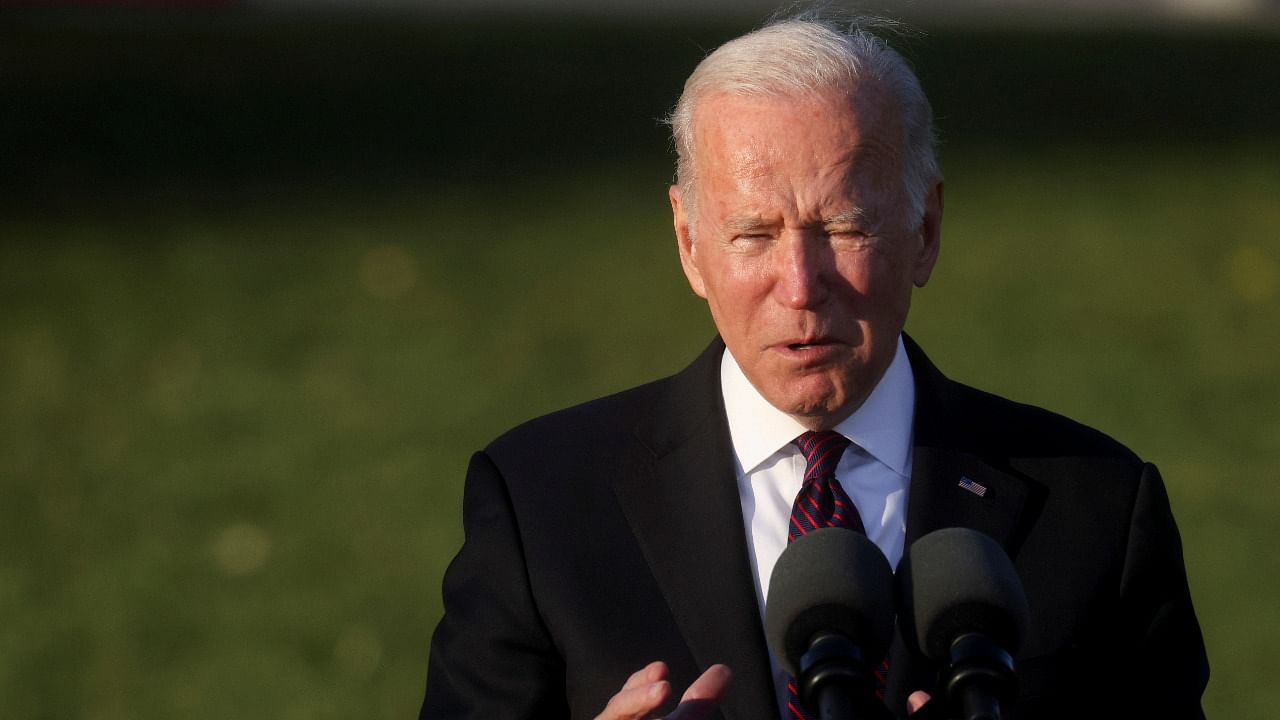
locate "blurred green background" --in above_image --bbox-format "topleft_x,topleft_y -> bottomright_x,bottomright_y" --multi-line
2,5 -> 1278,719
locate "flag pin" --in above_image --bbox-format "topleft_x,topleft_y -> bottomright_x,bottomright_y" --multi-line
958,476 -> 988,497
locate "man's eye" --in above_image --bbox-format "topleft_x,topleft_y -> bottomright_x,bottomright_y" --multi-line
829,230 -> 870,244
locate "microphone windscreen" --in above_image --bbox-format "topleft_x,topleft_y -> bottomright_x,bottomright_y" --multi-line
898,527 -> 1030,661
764,528 -> 895,677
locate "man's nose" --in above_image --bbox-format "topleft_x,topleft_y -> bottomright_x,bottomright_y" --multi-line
773,235 -> 830,309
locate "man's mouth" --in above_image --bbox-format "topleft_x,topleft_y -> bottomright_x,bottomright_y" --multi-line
784,338 -> 836,352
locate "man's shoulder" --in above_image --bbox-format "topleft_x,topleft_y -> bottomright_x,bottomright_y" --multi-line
945,379 -> 1142,465
907,336 -> 1143,469
488,374 -> 674,456
484,339 -> 726,469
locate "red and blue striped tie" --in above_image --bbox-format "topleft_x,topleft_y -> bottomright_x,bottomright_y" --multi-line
784,431 -> 887,719
789,431 -> 862,540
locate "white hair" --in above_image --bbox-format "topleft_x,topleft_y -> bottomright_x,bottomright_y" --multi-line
666,12 -> 940,228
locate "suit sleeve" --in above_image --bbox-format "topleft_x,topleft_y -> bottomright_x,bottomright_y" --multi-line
1117,462 -> 1210,717
420,451 -> 568,719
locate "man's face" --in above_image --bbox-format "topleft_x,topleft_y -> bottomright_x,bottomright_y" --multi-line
670,84 -> 942,429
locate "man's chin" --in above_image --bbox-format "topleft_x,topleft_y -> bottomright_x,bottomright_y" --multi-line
764,375 -> 874,428
768,392 -> 850,429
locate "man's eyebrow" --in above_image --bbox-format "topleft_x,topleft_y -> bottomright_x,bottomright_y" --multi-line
723,215 -> 774,233
822,208 -> 872,226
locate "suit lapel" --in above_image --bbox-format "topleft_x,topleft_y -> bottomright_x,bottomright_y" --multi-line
887,336 -> 1038,710
905,446 -> 1030,551
901,336 -> 1034,553
612,339 -> 778,720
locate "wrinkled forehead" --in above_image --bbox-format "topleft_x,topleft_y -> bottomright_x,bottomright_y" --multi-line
690,82 -> 906,184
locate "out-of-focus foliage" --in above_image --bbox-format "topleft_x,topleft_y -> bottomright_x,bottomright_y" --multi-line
1,12 -> 1276,720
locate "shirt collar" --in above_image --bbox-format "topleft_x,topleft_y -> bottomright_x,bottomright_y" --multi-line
720,336 -> 915,478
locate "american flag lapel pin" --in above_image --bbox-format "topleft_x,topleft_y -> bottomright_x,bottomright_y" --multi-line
958,476 -> 988,497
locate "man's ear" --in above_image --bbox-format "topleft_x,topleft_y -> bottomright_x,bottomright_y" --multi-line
670,184 -> 707,299
912,180 -> 943,288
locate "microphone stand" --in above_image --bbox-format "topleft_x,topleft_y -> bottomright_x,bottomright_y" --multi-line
797,634 -> 893,720
941,634 -> 1017,720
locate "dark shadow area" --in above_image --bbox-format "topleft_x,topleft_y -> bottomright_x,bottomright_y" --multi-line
2,9 -> 1278,212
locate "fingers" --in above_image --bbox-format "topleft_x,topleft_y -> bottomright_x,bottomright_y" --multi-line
595,662 -> 731,720
907,690 -> 932,715
667,665 -> 732,720
594,662 -> 672,720
622,661 -> 669,691
679,664 -> 731,702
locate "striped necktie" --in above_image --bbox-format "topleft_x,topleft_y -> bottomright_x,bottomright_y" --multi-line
789,431 -> 862,539
784,431 -> 887,719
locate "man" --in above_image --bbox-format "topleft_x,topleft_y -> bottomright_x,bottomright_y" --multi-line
421,14 -> 1208,720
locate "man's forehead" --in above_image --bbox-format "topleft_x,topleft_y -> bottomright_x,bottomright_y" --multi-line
693,89 -> 900,168
703,134 -> 900,197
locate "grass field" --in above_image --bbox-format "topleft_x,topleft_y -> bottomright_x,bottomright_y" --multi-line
3,139 -> 1278,718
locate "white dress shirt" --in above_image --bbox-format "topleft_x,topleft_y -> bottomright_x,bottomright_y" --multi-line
719,336 -> 915,716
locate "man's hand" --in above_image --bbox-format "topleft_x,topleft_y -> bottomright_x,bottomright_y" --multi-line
594,661 -> 732,720
907,691 -> 932,714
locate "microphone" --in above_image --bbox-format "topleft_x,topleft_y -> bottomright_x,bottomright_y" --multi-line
765,527 -> 895,720
897,527 -> 1030,720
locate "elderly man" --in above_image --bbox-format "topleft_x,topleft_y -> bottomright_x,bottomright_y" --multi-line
420,15 -> 1208,720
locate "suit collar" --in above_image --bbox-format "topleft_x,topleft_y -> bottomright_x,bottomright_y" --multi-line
612,338 -> 779,720
902,334 -> 1032,552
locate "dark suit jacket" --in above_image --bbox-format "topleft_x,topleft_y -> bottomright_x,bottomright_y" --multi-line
421,337 -> 1208,720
